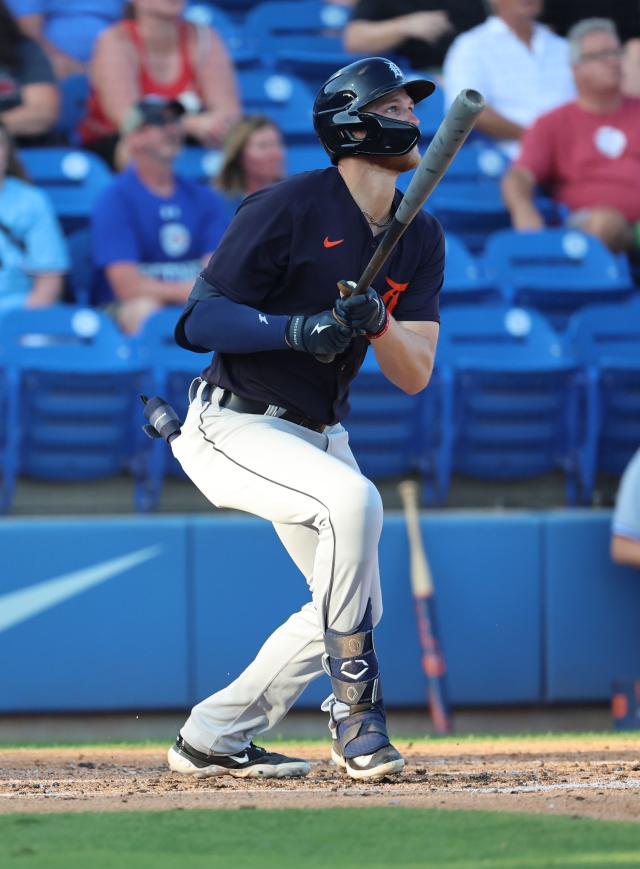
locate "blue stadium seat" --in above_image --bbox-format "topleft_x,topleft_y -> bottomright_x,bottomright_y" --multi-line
53,74 -> 89,146
19,148 -> 113,233
0,306 -> 148,512
244,1 -> 360,89
441,233 -> 499,305
285,142 -> 328,174
412,82 -> 445,142
435,304 -> 583,503
564,296 -> 640,503
132,307 -> 203,511
483,228 -> 633,331
183,3 -> 257,65
0,361 -> 19,513
64,228 -> 94,306
174,145 -> 223,185
185,0 -> 263,17
345,351 -> 445,498
238,69 -> 316,142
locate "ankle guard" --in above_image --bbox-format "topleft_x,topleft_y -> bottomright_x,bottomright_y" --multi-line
323,601 -> 390,758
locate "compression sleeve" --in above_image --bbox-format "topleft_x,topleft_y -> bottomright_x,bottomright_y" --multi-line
182,294 -> 290,353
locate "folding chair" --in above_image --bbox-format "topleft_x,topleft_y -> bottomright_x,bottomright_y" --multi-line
238,69 -> 316,142
441,233 -> 499,306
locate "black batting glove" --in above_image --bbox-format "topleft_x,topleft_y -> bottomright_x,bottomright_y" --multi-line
286,310 -> 352,357
334,286 -> 389,338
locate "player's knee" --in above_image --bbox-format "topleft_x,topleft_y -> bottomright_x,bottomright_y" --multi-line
331,475 -> 383,539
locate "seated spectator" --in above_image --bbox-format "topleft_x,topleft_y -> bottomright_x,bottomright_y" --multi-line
442,0 -> 575,157
0,121 -> 68,310
343,1 -> 486,71
501,19 -> 640,254
215,115 -> 285,217
611,447 -> 640,568
78,0 -> 241,169
0,0 -> 59,144
91,95 -> 229,334
7,0 -> 127,79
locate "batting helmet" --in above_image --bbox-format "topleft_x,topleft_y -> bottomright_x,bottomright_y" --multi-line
313,57 -> 435,164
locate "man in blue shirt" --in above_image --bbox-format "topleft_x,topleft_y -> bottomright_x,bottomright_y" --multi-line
166,58 -> 444,782
91,95 -> 229,334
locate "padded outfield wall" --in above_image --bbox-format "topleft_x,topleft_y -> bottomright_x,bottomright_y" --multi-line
0,511 -> 639,713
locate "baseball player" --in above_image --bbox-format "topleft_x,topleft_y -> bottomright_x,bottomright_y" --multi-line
166,57 -> 444,781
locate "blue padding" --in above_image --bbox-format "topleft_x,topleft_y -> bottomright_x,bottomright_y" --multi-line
0,518 -> 190,712
376,514 -> 542,705
543,512 -> 640,701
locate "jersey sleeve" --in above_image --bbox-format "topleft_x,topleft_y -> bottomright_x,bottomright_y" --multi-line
200,186 -> 292,306
91,184 -> 141,268
515,111 -> 558,185
391,218 -> 444,322
612,449 -> 640,541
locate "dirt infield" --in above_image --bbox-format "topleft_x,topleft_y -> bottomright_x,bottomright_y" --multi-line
2,737 -> 640,821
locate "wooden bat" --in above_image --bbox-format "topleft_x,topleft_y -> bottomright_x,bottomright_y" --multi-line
319,88 -> 485,362
398,479 -> 452,734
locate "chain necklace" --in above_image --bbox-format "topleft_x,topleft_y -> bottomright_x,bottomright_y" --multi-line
362,209 -> 393,229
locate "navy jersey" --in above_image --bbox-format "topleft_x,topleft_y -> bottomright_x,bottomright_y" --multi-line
183,167 -> 444,425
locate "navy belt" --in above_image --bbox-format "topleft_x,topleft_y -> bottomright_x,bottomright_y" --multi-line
197,381 -> 326,433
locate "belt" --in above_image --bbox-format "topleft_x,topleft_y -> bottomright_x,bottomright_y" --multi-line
195,380 -> 326,433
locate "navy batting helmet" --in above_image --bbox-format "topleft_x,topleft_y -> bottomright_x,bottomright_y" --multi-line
313,57 -> 435,164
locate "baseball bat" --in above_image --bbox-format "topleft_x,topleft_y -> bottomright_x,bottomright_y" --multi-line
398,479 -> 452,735
319,88 -> 485,362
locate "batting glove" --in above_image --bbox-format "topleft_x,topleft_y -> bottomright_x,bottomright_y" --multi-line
286,309 -> 352,357
334,285 -> 389,339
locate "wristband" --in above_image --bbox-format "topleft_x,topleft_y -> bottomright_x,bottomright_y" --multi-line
368,309 -> 390,340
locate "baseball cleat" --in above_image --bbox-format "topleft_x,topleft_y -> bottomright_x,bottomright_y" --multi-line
331,740 -> 405,781
167,735 -> 310,779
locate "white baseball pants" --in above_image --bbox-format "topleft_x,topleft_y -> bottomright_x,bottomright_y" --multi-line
170,382 -> 384,755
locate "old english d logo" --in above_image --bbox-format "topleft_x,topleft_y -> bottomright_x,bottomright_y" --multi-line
383,276 -> 409,314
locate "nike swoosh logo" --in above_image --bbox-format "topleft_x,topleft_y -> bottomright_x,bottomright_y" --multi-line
311,323 -> 332,335
323,237 -> 344,248
230,753 -> 249,764
0,545 -> 163,635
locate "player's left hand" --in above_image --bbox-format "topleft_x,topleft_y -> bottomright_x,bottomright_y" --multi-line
334,285 -> 389,338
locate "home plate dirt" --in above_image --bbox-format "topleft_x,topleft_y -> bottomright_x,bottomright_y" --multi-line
2,738 -> 640,821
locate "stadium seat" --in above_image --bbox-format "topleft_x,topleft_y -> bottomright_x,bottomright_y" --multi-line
185,0 -> 263,16
64,228 -> 94,306
441,233 -> 499,306
174,145 -> 223,185
413,82 -> 445,142
19,148 -> 113,233
237,69 -> 316,142
345,350 -> 445,499
435,304 -> 583,504
285,142 -> 328,174
0,306 -> 148,512
0,361 -> 19,513
564,296 -> 640,503
244,1 -> 360,89
183,3 -> 257,66
132,307 -> 203,511
53,74 -> 89,146
483,228 -> 633,331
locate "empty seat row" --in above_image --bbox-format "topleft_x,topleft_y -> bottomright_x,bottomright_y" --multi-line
0,298 -> 638,513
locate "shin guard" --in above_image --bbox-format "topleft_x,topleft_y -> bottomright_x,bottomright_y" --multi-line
323,600 -> 390,758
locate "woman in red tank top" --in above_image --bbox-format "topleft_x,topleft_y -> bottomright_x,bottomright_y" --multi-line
79,0 -> 240,167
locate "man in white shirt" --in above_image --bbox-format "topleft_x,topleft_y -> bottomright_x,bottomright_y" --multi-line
612,448 -> 640,569
443,0 -> 575,157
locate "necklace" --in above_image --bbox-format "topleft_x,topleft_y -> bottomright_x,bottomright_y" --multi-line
362,209 -> 393,229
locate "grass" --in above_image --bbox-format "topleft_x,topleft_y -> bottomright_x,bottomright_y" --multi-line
1,731 -> 639,750
1,808 -> 640,869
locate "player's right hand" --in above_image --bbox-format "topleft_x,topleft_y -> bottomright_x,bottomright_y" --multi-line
286,310 -> 352,358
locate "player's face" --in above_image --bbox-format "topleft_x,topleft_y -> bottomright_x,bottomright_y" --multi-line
241,124 -> 285,187
362,87 -> 421,171
574,30 -> 623,94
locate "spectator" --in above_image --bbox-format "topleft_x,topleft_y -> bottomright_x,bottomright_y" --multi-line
611,447 -> 640,568
215,115 -> 285,216
343,1 -> 486,71
442,0 -> 575,157
0,121 -> 68,310
91,95 -> 229,334
7,1 -> 127,79
78,0 -> 241,169
501,19 -> 640,254
0,0 -> 59,143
